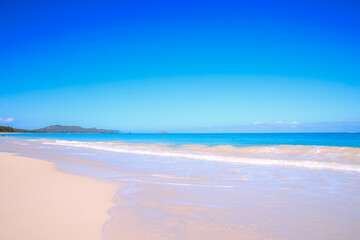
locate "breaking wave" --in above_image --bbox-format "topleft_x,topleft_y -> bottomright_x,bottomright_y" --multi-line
42,139 -> 360,173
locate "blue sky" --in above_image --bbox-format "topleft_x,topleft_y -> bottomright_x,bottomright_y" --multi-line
1,0 -> 359,132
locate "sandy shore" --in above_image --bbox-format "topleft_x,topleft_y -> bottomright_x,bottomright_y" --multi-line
1,137 -> 360,240
0,152 -> 117,240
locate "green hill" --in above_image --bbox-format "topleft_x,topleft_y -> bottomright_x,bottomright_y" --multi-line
34,125 -> 118,133
0,126 -> 31,133
0,125 -> 120,133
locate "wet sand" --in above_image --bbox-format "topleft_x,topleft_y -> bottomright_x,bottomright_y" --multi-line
0,152 -> 117,240
1,137 -> 360,240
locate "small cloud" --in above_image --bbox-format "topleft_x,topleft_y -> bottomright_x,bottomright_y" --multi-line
253,121 -> 263,125
290,121 -> 299,125
0,117 -> 14,123
276,121 -> 283,124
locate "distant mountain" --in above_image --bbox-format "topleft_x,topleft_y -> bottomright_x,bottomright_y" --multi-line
0,125 -> 121,133
34,125 -> 118,133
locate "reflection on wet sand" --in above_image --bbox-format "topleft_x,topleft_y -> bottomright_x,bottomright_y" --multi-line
1,137 -> 360,240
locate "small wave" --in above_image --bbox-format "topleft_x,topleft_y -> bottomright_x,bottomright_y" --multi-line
42,140 -> 360,174
122,179 -> 234,188
151,174 -> 207,180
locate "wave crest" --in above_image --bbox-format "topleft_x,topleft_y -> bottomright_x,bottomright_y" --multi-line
42,140 -> 360,173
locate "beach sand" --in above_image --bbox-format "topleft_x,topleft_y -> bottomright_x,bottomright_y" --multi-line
0,152 -> 117,240
1,138 -> 360,240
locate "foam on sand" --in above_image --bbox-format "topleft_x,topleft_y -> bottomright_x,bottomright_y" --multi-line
42,139 -> 360,173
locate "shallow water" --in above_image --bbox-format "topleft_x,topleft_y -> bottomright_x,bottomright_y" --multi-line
39,138 -> 360,173
4,132 -> 360,147
1,136 -> 360,239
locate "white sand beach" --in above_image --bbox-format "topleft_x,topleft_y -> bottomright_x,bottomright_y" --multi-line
0,152 -> 117,240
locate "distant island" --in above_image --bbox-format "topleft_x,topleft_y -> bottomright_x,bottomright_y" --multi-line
0,125 -> 121,134
157,131 -> 168,134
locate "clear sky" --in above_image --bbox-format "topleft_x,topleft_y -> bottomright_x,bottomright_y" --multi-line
1,0 -> 359,132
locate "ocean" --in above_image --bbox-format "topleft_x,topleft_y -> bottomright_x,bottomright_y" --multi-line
4,132 -> 360,147
4,133 -> 360,173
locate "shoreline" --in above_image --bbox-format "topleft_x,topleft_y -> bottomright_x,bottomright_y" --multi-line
0,151 -> 117,240
1,137 -> 360,239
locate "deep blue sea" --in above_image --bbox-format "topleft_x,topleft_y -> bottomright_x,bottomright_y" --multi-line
3,133 -> 360,147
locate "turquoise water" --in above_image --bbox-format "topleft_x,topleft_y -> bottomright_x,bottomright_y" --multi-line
4,133 -> 360,147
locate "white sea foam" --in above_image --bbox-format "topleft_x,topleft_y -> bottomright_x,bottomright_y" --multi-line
42,139 -> 360,174
151,174 -> 183,179
122,179 -> 234,188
